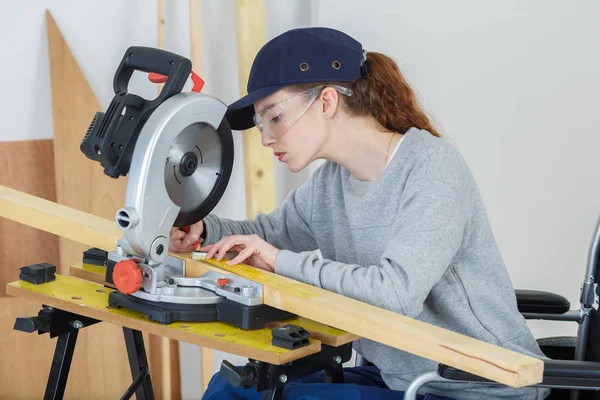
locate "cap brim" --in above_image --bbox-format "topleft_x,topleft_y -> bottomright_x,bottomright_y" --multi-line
225,84 -> 288,131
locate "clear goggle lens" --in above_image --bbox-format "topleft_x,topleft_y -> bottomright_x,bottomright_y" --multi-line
253,85 -> 352,139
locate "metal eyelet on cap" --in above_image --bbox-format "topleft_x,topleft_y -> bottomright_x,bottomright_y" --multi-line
300,62 -> 309,71
332,60 -> 341,69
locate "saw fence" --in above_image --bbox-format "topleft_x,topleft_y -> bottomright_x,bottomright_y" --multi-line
0,184 -> 545,388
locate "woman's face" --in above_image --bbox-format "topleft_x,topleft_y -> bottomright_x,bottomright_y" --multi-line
253,87 -> 330,172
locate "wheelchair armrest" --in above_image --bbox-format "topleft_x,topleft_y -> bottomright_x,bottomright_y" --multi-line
515,289 -> 570,314
439,360 -> 600,388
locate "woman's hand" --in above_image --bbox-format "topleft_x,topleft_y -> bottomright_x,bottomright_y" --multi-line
169,220 -> 204,253
201,234 -> 279,272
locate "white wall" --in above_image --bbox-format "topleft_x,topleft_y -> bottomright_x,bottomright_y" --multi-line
316,0 -> 600,338
2,0 -> 600,398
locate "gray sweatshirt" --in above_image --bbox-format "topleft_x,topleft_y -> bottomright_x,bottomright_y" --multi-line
203,128 -> 550,399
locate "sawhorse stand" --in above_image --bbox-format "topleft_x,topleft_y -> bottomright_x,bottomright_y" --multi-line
14,305 -> 353,400
14,305 -> 154,400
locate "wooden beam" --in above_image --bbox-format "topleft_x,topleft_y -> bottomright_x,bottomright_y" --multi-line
153,3 -> 181,398
184,258 -> 544,388
157,0 -> 166,50
0,184 -> 121,253
189,0 -> 203,76
234,0 -> 275,217
188,0 -> 213,391
156,0 -> 166,94
0,185 -> 545,387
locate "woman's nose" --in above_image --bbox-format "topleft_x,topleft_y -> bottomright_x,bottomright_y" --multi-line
260,132 -> 275,147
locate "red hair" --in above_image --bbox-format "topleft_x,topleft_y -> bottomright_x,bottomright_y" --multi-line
289,51 -> 440,137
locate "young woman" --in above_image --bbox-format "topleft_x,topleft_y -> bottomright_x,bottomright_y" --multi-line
170,27 -> 549,400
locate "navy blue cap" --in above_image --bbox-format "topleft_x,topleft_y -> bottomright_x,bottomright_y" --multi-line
226,27 -> 365,131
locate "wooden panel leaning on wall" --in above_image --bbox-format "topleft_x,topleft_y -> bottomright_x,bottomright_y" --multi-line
0,140 -> 132,399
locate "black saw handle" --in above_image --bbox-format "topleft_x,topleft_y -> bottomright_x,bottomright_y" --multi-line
80,46 -> 193,179
113,46 -> 191,102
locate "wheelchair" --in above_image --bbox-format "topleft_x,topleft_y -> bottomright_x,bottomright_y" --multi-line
357,216 -> 600,400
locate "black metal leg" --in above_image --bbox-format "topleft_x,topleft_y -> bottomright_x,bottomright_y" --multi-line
324,362 -> 344,384
44,329 -> 79,400
123,327 -> 154,400
261,384 -> 285,400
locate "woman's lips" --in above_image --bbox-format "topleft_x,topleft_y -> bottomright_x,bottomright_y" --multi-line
274,152 -> 286,161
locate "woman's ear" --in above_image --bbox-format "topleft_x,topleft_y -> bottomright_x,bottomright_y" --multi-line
320,87 -> 340,118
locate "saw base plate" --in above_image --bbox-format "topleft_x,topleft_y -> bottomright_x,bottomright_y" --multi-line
108,291 -> 296,328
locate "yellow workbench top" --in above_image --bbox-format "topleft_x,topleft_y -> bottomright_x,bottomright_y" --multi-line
6,274 -> 322,365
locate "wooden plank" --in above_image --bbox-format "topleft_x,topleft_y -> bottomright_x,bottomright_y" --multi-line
0,186 -> 544,387
0,184 -> 122,251
189,0 -> 203,76
154,3 -> 182,397
6,275 -> 321,365
184,257 -> 544,388
69,262 -> 358,347
156,0 -> 166,94
188,1 -> 213,390
234,0 -> 275,217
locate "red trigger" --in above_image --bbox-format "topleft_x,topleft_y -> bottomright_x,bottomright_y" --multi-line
147,71 -> 204,93
191,71 -> 204,92
148,72 -> 168,83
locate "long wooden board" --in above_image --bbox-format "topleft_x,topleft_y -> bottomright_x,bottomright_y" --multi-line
0,184 -> 544,387
153,2 -> 182,396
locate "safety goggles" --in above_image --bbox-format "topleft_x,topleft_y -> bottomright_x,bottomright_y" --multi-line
252,85 -> 353,140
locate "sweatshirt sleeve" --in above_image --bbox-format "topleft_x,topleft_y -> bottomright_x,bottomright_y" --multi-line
274,178 -> 469,318
202,174 -> 318,253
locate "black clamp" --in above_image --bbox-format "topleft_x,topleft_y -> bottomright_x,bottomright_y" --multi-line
14,305 -> 100,338
19,262 -> 56,284
83,247 -> 108,267
271,324 -> 310,350
219,342 -> 353,400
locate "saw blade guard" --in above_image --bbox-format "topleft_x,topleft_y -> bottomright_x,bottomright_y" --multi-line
116,92 -> 234,263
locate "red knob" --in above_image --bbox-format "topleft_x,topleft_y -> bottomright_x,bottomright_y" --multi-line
113,259 -> 142,294
217,278 -> 229,287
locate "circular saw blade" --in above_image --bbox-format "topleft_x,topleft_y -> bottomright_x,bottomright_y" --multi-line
165,119 -> 233,227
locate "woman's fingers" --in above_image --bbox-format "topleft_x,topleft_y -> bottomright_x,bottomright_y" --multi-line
226,247 -> 254,266
216,236 -> 247,260
201,236 -> 251,260
183,223 -> 203,248
171,229 -> 186,240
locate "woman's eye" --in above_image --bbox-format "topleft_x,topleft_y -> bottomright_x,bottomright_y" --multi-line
269,114 -> 281,124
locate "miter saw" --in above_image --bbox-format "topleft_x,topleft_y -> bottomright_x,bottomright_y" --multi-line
79,46 -> 294,328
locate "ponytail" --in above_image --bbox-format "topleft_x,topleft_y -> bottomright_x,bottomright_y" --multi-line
288,52 -> 440,137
